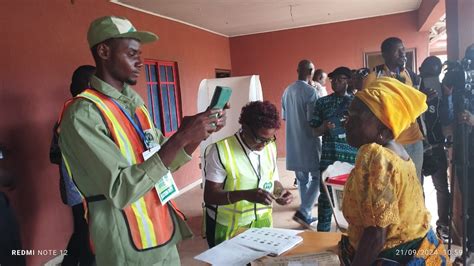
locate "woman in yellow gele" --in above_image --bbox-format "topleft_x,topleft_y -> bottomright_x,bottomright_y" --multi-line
340,77 -> 450,265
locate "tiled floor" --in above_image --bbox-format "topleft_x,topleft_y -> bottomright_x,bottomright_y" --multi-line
174,158 -> 446,265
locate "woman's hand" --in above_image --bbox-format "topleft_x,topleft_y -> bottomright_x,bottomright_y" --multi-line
244,188 -> 275,205
275,190 -> 293,205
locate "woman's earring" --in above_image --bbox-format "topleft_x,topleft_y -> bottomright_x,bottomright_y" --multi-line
378,134 -> 385,143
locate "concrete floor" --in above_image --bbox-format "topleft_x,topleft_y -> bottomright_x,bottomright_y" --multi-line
174,158 -> 444,265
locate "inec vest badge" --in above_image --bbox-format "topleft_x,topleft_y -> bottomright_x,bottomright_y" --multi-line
262,181 -> 273,192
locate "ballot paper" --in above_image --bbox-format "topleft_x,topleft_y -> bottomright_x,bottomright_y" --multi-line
267,228 -> 303,236
232,228 -> 303,256
194,240 -> 269,266
194,228 -> 303,265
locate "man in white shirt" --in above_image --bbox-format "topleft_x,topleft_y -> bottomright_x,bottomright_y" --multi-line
282,60 -> 321,229
312,69 -> 328,98
203,101 -> 293,247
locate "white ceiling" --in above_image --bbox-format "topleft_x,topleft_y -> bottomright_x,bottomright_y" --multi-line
112,0 -> 422,37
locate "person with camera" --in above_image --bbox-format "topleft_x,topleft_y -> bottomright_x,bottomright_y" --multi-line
418,56 -> 451,243
310,66 -> 358,232
441,43 -> 474,263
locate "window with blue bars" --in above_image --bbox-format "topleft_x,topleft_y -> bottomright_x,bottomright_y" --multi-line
144,60 -> 182,136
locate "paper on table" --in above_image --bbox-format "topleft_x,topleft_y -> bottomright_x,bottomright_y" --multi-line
194,240 -> 269,266
268,228 -> 304,236
232,228 -> 303,256
253,251 -> 340,266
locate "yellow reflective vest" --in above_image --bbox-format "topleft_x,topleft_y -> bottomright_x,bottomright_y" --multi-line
214,134 -> 277,227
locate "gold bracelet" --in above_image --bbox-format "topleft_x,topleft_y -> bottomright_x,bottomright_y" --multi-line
226,191 -> 232,204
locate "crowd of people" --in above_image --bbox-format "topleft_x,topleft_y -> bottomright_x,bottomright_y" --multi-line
2,14 -> 473,266
282,40 -> 474,264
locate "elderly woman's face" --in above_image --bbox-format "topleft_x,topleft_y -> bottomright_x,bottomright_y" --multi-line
344,98 -> 381,148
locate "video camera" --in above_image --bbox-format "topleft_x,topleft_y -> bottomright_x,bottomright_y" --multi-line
442,44 -> 474,265
443,46 -> 474,100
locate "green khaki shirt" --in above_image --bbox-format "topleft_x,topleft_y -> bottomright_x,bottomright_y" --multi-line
59,76 -> 192,265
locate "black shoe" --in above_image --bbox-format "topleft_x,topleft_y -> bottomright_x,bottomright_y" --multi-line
292,211 -> 317,230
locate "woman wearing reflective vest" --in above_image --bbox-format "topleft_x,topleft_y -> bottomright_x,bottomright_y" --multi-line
203,101 -> 293,247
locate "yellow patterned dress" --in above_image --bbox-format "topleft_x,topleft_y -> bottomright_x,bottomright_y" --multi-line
340,143 -> 450,265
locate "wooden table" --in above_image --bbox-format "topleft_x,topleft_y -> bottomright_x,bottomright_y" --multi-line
283,231 -> 342,256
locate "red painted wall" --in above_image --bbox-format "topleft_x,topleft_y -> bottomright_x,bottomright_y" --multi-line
229,11 -> 429,156
1,1 -> 230,265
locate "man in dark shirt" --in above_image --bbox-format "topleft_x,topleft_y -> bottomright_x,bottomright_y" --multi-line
419,56 -> 450,242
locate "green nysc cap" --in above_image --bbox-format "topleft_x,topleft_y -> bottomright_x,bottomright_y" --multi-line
87,16 -> 158,48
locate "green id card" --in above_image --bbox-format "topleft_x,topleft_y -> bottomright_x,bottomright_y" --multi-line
155,172 -> 179,205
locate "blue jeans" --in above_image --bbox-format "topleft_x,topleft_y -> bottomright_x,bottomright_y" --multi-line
295,171 -> 320,219
404,140 -> 424,183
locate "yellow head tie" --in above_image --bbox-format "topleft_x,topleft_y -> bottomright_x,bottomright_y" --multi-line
355,77 -> 427,139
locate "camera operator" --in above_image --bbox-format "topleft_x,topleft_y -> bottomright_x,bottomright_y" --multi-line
441,43 -> 474,263
419,56 -> 450,243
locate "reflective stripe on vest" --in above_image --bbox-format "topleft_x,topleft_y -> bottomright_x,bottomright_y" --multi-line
66,89 -> 177,250
215,134 -> 276,230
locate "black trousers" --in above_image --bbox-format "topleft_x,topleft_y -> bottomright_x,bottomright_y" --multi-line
61,204 -> 95,266
423,146 -> 450,226
0,192 -> 25,266
205,211 -> 217,248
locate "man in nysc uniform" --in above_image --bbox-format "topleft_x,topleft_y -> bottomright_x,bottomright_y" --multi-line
59,16 -> 226,265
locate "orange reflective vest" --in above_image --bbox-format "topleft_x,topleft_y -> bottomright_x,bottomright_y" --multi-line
62,89 -> 184,251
